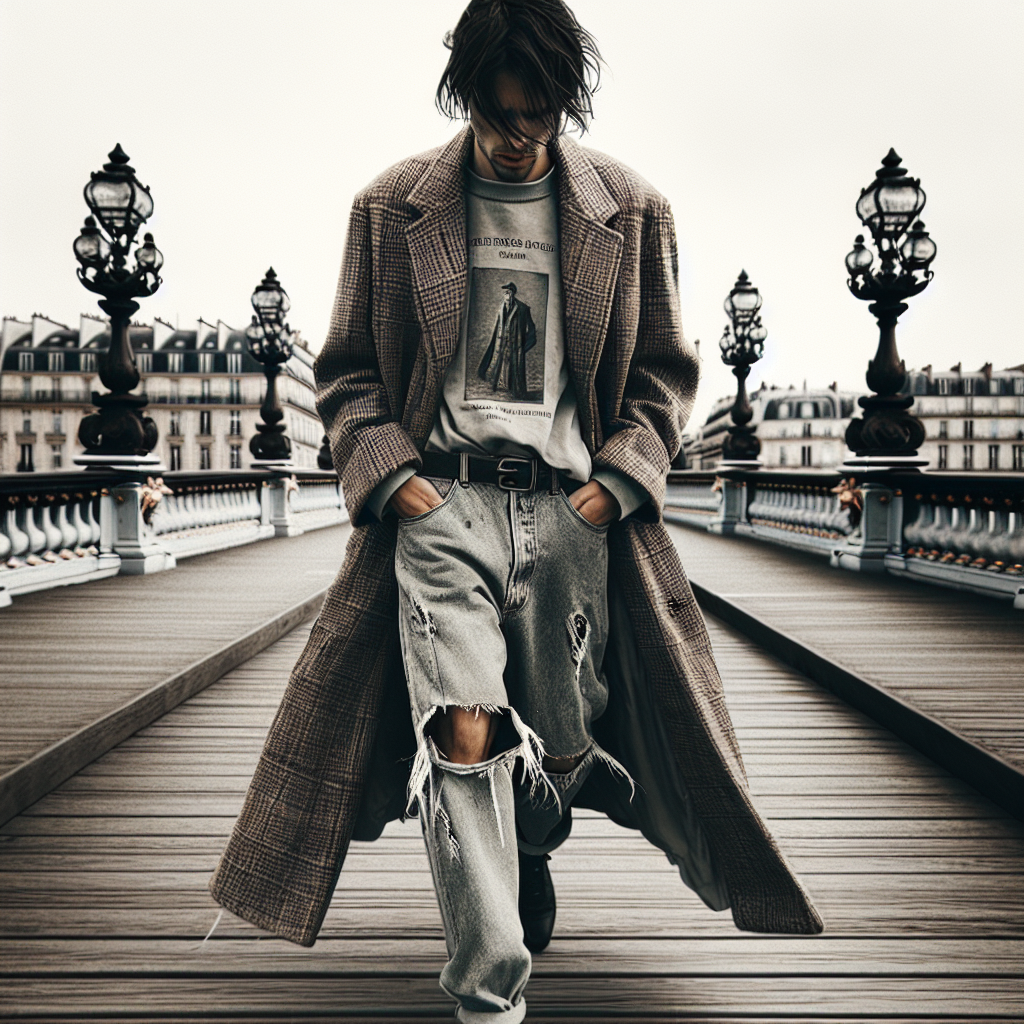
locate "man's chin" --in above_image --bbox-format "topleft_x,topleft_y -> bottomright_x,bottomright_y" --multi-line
489,155 -> 537,183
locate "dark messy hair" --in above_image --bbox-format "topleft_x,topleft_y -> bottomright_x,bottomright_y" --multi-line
436,0 -> 602,143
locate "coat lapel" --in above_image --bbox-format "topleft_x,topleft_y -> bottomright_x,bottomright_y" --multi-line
405,128 -> 474,376
553,135 -> 624,450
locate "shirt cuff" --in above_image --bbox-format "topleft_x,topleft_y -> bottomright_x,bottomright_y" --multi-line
364,466 -> 417,522
591,467 -> 648,520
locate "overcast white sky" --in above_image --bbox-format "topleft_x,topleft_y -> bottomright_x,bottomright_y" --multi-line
1,0 -> 1021,428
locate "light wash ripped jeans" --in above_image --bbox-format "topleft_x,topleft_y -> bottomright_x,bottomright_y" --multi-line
395,478 -> 628,1023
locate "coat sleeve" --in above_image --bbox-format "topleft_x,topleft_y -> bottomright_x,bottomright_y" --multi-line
314,198 -> 422,525
591,201 -> 698,518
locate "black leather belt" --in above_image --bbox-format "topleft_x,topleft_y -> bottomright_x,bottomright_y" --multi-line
420,451 -> 582,496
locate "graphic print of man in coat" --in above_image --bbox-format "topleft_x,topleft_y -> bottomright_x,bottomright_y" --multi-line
477,281 -> 537,400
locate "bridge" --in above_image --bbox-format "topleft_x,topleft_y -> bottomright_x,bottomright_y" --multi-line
0,465 -> 1021,1021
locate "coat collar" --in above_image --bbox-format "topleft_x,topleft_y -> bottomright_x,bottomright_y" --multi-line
406,125 -> 620,226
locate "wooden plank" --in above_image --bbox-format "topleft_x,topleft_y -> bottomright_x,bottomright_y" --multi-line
1,937 -> 1021,975
0,976 -> 1020,1017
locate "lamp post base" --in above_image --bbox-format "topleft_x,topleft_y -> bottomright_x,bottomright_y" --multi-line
841,454 -> 928,471
74,453 -> 165,472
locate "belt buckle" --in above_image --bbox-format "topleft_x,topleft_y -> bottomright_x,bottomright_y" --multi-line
496,456 -> 537,492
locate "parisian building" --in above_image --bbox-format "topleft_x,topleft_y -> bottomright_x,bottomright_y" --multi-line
0,314 -> 323,474
904,363 -> 1024,473
685,383 -> 861,471
684,364 -> 1024,473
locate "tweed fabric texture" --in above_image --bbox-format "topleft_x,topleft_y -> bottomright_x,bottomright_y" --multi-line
209,127 -> 822,942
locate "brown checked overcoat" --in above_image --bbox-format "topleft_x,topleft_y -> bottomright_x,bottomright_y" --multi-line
210,127 -> 823,944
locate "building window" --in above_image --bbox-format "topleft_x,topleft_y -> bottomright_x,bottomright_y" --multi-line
1013,445 -> 1024,471
938,420 -> 948,439
988,444 -> 1000,470
51,444 -> 63,469
229,378 -> 241,403
169,413 -> 181,436
802,422 -> 812,438
52,411 -> 63,434
18,443 -> 34,472
18,351 -> 33,372
168,353 -> 183,373
170,445 -> 182,471
48,351 -> 64,372
938,444 -> 948,470
779,446 -> 788,466
963,420 -> 974,439
201,378 -> 211,401
199,352 -> 213,373
80,352 -> 96,372
21,411 -> 32,434
938,377 -> 950,395
52,377 -> 62,400
137,352 -> 152,373
963,444 -> 974,470
200,446 -> 211,470
227,352 -> 242,374
199,410 -> 212,435
963,377 -> 975,395
21,377 -> 31,399
1014,378 -> 1024,396
800,445 -> 812,467
230,444 -> 242,469
229,410 -> 241,435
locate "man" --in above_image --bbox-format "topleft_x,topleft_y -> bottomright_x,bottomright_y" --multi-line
478,281 -> 537,399
210,3 -> 822,1022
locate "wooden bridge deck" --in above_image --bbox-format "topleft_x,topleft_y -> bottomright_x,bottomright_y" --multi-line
667,523 -> 1024,772
2,609 -> 1021,1021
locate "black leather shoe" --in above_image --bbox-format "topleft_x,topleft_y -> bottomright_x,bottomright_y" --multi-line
518,850 -> 555,952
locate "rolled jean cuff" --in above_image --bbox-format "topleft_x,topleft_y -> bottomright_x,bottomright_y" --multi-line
457,1002 -> 527,1024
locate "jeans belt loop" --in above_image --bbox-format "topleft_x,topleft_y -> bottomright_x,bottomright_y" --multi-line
459,452 -> 471,488
548,466 -> 559,496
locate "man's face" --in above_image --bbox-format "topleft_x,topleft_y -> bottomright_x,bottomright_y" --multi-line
470,72 -> 556,183
503,288 -> 514,307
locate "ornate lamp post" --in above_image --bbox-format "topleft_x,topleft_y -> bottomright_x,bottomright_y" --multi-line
718,270 -> 767,466
73,145 -> 163,466
245,268 -> 295,466
844,148 -> 937,465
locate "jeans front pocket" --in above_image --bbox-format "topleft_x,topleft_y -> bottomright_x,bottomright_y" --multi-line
558,488 -> 611,534
397,476 -> 461,527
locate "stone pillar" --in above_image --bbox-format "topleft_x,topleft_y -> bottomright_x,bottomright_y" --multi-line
111,482 -> 176,576
708,477 -> 746,535
267,475 -> 304,538
830,481 -> 896,573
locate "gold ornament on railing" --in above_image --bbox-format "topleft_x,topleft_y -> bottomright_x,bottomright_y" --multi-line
140,476 -> 174,525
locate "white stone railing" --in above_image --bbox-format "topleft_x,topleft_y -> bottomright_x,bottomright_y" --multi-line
0,477 -> 120,606
665,468 -> 1024,608
886,478 -> 1024,605
742,479 -> 853,554
663,473 -> 721,528
0,469 -> 348,608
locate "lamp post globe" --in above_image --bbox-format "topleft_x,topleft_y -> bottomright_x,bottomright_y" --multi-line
72,145 -> 163,467
844,149 -> 936,466
719,270 -> 767,466
246,267 -> 295,466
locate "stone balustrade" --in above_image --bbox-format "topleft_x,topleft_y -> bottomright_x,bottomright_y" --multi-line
665,468 -> 1024,608
0,468 -> 347,608
662,472 -> 720,528
885,472 -> 1024,606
